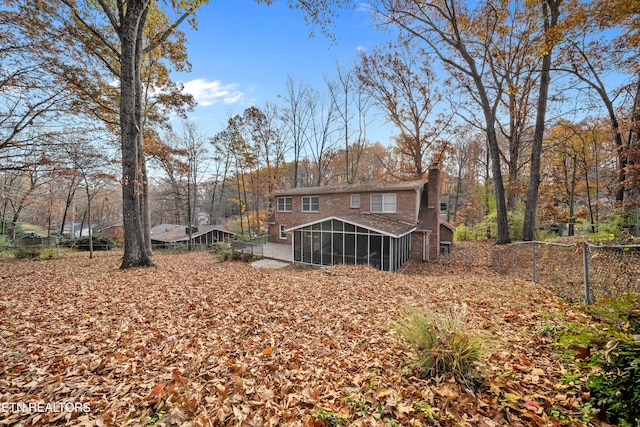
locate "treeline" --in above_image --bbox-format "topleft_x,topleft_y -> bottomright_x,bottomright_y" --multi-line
1,0 -> 639,254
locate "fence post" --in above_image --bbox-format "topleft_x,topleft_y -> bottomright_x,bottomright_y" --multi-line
532,242 -> 537,283
582,242 -> 592,304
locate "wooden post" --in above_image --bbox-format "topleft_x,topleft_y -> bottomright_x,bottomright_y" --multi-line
532,242 -> 537,283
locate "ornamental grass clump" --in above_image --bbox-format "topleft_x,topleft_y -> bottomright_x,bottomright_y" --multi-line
394,304 -> 483,384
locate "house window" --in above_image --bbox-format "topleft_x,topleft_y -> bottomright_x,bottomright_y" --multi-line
371,193 -> 396,213
350,194 -> 360,208
302,196 -> 319,212
277,197 -> 292,212
279,224 -> 287,239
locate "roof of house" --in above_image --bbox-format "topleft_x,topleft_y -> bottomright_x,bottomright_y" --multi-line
440,221 -> 457,232
286,214 -> 416,238
96,223 -> 123,232
274,179 -> 427,196
150,224 -> 233,243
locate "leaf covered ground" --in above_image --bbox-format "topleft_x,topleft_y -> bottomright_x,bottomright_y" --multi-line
0,251 -> 608,426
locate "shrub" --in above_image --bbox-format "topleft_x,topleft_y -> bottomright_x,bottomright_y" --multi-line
393,305 -> 483,385
0,234 -> 11,250
454,208 -> 524,241
552,293 -> 640,425
454,224 -> 477,241
14,246 -> 42,259
588,339 -> 640,426
213,242 -> 231,261
40,247 -> 60,259
72,235 -> 113,250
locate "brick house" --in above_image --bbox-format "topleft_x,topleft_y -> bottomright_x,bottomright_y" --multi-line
268,166 -> 454,271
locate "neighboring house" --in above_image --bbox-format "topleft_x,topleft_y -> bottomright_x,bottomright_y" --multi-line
96,223 -> 124,244
269,165 -> 454,272
150,224 -> 234,249
62,222 -> 92,239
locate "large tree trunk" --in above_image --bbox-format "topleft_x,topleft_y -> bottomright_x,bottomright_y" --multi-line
523,0 -> 560,241
120,1 -> 153,269
487,123 -> 510,243
624,76 -> 640,204
507,91 -> 519,212
135,7 -> 153,257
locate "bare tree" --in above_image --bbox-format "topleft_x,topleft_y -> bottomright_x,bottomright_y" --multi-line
280,76 -> 313,188
304,84 -> 341,186
326,61 -> 372,184
180,121 -> 210,248
356,41 -> 452,179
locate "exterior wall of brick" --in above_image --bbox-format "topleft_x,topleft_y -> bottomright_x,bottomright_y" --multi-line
268,168 -> 450,265
270,189 -> 420,245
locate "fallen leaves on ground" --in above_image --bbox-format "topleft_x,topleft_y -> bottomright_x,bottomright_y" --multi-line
0,251 -> 607,426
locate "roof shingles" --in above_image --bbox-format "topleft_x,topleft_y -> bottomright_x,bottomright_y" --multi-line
287,214 -> 416,238
150,224 -> 232,243
274,179 -> 427,196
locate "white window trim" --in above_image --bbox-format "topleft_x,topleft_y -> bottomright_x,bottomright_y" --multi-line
277,197 -> 292,212
279,224 -> 287,239
301,195 -> 319,212
371,193 -> 396,213
350,194 -> 360,209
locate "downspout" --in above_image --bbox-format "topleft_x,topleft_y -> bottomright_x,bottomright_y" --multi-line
414,186 -> 422,224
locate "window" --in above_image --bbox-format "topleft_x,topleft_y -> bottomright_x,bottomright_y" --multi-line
302,196 -> 319,212
371,193 -> 396,213
350,194 -> 360,208
279,224 -> 287,239
277,197 -> 292,212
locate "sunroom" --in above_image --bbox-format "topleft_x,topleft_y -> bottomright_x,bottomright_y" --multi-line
287,215 -> 416,272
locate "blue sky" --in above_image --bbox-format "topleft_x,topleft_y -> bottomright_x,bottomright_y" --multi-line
171,0 -> 397,143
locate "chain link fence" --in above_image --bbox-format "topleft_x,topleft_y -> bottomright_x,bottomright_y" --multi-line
231,234 -> 267,257
584,243 -> 640,302
438,241 -> 494,267
491,241 -> 640,303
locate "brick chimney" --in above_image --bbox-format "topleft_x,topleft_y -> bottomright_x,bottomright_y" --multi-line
427,164 -> 441,259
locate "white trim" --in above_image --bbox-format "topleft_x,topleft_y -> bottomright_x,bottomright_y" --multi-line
350,194 -> 361,208
279,224 -> 287,239
370,193 -> 396,213
286,216 -> 415,238
277,197 -> 292,212
301,195 -> 319,212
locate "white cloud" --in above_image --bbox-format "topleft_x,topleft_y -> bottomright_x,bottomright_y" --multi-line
182,78 -> 244,107
357,2 -> 373,13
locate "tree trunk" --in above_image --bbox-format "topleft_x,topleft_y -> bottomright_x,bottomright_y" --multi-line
624,76 -> 640,204
523,0 -> 560,241
135,7 -> 153,258
120,1 -> 153,269
85,183 -> 94,259
507,91 -> 519,212
60,182 -> 77,236
569,154 -> 577,236
487,125 -> 510,243
187,174 -> 192,250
